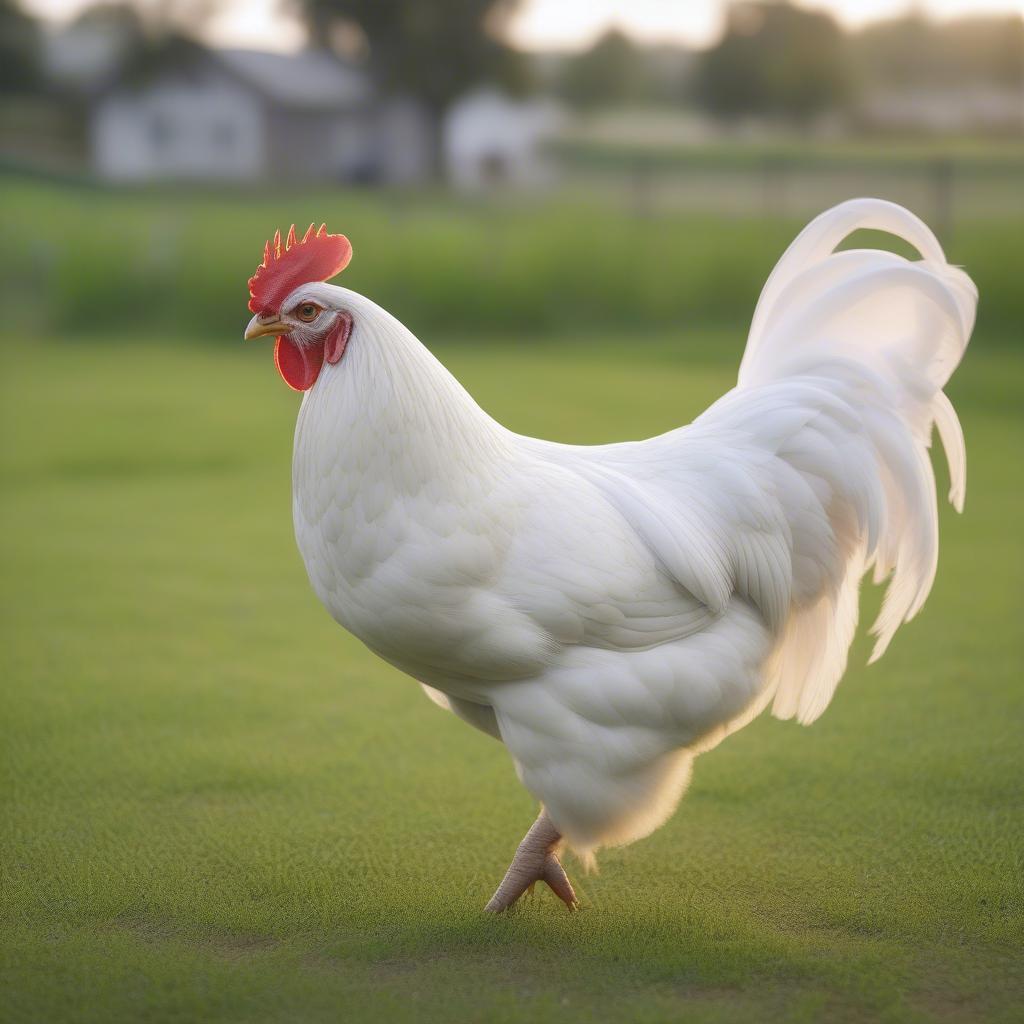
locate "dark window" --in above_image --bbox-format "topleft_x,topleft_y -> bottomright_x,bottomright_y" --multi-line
480,152 -> 507,184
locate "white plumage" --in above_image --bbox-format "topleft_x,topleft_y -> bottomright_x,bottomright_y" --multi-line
281,199 -> 975,866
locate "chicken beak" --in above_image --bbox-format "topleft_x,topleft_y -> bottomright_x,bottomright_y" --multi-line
245,313 -> 289,340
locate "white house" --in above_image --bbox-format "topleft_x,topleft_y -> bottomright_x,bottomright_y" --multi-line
90,48 -> 433,185
444,88 -> 567,191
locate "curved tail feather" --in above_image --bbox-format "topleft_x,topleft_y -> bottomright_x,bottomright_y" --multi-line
737,199 -> 976,723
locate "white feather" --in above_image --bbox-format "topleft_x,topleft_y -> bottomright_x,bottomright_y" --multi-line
288,199 -> 975,852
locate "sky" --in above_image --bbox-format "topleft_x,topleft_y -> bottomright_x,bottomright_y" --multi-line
513,0 -> 1024,49
23,0 -> 1024,52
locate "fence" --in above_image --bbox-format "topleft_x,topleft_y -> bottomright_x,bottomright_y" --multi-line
555,142 -> 1024,242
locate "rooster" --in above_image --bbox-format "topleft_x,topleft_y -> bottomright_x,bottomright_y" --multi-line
244,201 -> 975,912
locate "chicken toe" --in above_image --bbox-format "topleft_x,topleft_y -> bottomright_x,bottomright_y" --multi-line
484,809 -> 578,913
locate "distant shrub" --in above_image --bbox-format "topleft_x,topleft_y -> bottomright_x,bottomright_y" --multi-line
1,177 -> 1018,344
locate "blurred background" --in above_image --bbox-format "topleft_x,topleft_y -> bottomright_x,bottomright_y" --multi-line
0,0 -> 1021,341
3,6 -> 1023,1020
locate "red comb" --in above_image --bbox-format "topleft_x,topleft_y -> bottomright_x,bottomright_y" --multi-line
248,223 -> 352,314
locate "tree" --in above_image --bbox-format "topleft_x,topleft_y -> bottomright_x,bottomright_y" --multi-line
696,1 -> 849,125
852,13 -> 1024,91
299,0 -> 527,170
0,0 -> 42,95
560,29 -> 647,110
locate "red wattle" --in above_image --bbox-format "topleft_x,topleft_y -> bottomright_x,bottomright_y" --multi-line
273,317 -> 353,392
274,335 -> 325,392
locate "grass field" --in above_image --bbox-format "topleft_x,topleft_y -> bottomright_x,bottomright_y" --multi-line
1,176 -> 1021,343
2,313 -> 1022,1021
555,133 -> 1024,222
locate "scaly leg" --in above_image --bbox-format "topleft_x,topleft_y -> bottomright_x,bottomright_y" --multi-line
484,808 -> 578,913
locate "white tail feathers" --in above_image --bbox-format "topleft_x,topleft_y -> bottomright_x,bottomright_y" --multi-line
740,200 -> 976,724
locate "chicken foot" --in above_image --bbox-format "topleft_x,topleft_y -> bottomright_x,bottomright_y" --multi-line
484,808 -> 578,913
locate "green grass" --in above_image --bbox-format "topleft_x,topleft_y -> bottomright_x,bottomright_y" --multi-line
555,134 -> 1024,173
2,322 -> 1022,1023
1,175 -> 1021,344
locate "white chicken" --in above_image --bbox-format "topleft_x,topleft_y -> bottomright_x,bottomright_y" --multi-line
244,200 -> 975,912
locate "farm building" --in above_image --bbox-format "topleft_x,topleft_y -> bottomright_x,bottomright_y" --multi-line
443,88 -> 567,191
88,47 -> 433,185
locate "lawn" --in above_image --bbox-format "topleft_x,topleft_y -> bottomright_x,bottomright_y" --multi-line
0,177 -> 1020,342
1,319 -> 1022,1022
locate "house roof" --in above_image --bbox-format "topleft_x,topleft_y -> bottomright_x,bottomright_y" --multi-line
213,49 -> 372,110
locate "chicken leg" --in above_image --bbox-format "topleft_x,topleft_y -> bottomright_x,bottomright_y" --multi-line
484,808 -> 578,913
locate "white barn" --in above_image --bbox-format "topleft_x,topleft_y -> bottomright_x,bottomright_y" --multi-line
90,48 -> 433,185
444,88 -> 566,191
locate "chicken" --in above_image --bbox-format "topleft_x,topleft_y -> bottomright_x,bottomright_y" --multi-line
243,201 -> 975,912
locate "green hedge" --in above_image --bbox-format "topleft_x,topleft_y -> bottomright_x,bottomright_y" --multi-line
2,176 -> 1018,343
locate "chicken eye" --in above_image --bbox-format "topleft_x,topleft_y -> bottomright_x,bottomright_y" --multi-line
295,303 -> 322,323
